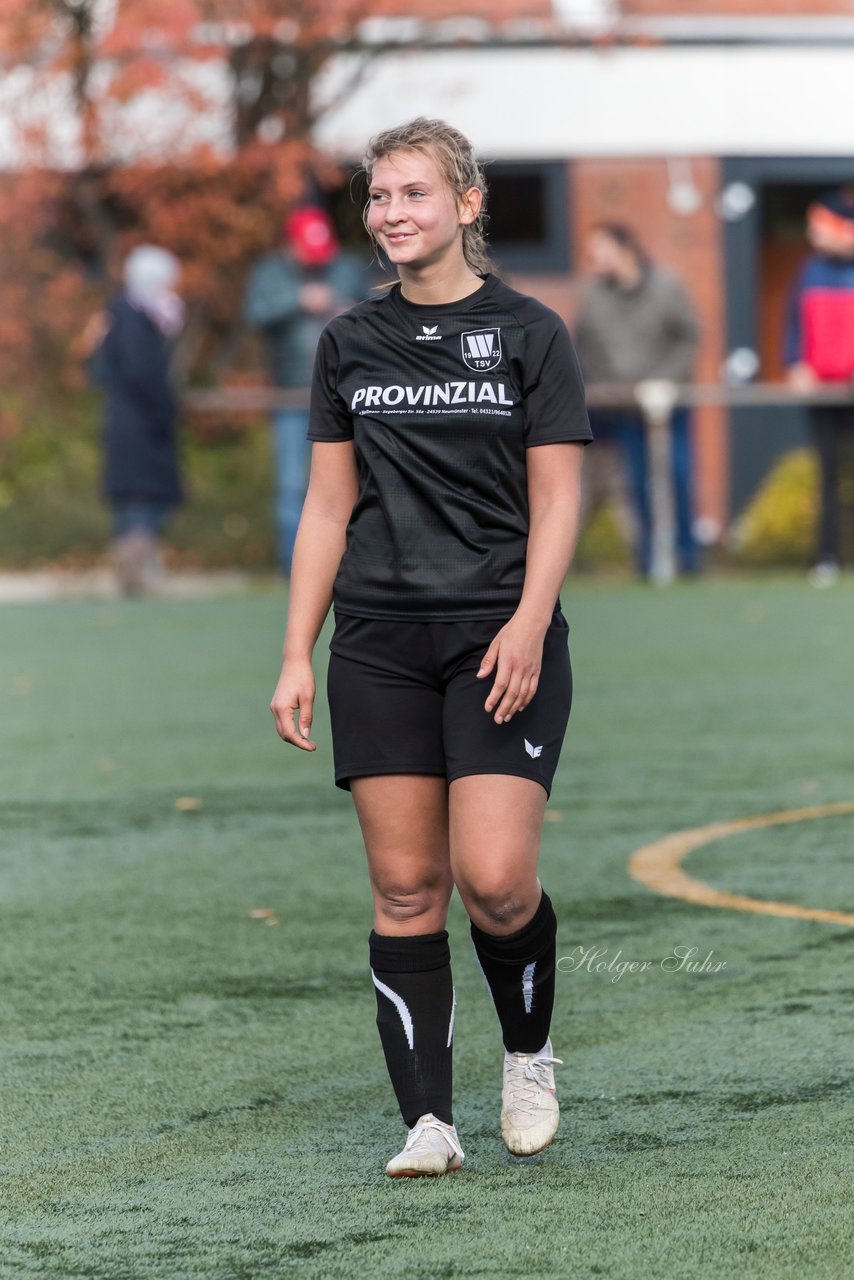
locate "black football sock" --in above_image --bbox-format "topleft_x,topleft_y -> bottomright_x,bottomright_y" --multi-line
369,928 -> 455,1129
469,888 -> 557,1054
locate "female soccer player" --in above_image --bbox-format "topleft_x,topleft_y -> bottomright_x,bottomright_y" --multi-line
270,118 -> 592,1177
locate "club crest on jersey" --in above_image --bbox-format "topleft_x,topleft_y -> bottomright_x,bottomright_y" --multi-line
461,327 -> 502,371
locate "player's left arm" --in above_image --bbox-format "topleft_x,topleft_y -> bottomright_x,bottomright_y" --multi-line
478,442 -> 585,724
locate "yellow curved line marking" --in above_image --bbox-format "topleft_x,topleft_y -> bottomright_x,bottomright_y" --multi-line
628,801 -> 854,927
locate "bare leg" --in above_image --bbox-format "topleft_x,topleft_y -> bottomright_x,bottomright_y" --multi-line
451,774 -> 558,1056
449,774 -> 546,933
350,774 -> 453,932
351,775 -> 457,1138
450,774 -> 561,1153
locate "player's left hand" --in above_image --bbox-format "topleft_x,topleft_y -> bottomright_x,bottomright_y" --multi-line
476,616 -> 547,725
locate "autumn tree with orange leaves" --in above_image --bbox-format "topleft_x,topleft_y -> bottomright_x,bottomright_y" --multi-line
0,0 -> 384,407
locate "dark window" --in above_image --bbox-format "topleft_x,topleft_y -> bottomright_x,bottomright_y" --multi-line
485,161 -> 570,273
325,160 -> 571,274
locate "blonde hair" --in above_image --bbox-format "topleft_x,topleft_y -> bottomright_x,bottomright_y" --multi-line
362,117 -> 495,277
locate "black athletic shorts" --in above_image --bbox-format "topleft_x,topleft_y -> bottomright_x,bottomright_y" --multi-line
326,609 -> 573,797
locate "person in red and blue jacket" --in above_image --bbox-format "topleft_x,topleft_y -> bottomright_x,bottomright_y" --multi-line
784,188 -> 854,584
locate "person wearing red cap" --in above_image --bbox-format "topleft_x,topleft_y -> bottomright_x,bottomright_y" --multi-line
284,207 -> 339,268
243,206 -> 369,575
784,186 -> 854,586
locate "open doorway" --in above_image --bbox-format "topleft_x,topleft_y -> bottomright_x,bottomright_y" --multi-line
758,181 -> 835,382
723,157 -> 854,516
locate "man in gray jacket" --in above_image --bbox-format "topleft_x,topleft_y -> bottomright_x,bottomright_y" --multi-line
574,222 -> 701,577
243,207 -> 368,575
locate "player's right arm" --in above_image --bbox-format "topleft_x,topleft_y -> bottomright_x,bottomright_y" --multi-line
270,440 -> 358,750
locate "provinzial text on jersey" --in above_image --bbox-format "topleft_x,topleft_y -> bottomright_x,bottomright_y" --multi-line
351,382 -> 515,411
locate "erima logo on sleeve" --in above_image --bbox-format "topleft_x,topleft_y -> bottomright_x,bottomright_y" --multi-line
462,328 -> 502,371
416,325 -> 442,342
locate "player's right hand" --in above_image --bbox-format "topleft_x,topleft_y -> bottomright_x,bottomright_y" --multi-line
270,660 -> 316,750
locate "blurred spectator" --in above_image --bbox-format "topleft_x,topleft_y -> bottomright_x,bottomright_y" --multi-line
784,187 -> 854,587
243,207 -> 369,576
574,223 -> 701,579
88,245 -> 185,596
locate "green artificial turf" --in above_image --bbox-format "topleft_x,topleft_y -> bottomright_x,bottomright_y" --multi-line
1,577 -> 852,1280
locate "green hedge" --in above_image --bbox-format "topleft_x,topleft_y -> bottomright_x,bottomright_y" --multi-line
0,398 -> 838,572
732,448 -> 818,567
574,502 -> 632,571
1,391 -> 636,573
0,393 -> 276,569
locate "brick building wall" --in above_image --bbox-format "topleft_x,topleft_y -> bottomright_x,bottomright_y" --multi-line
507,157 -> 728,532
621,1 -> 854,15
366,0 -> 553,18
373,0 -> 854,17
372,0 -> 854,16
572,157 -> 727,532
330,0 -> 852,530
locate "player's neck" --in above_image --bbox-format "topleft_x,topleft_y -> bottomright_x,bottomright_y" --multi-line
398,258 -> 484,307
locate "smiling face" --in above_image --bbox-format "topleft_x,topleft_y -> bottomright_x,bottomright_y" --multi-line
366,148 -> 481,275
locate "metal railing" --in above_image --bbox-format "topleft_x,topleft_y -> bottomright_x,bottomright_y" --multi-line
182,380 -> 854,585
182,382 -> 854,412
585,381 -> 854,583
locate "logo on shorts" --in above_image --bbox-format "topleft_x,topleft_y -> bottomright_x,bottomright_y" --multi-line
461,327 -> 502,371
524,739 -> 543,759
416,324 -> 442,342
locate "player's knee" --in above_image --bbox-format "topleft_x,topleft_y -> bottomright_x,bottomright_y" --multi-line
374,884 -> 445,923
463,880 -> 531,930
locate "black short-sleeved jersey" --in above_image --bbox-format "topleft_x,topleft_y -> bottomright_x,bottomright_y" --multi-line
307,272 -> 593,620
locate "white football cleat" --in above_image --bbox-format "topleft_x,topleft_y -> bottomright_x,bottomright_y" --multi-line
501,1037 -> 564,1156
385,1113 -> 465,1178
